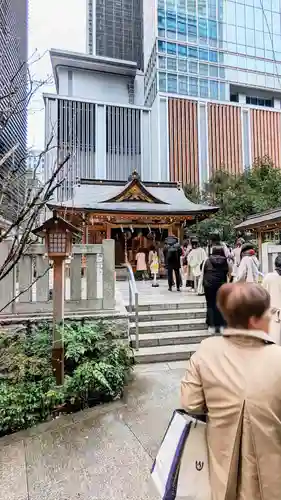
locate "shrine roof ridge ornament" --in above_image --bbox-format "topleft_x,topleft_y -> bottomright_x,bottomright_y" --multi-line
128,169 -> 141,181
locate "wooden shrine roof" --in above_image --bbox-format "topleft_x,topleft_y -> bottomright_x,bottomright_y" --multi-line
235,207 -> 281,231
49,173 -> 218,217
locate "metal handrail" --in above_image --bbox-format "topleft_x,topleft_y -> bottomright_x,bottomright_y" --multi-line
125,263 -> 140,351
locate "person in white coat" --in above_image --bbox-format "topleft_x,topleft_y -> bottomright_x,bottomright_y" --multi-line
236,243 -> 260,283
263,255 -> 281,344
231,238 -> 244,280
187,239 -> 207,292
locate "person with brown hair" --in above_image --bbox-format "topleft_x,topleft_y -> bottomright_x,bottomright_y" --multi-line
181,282 -> 281,500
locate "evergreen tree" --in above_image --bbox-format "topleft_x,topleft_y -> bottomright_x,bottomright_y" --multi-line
184,157 -> 281,244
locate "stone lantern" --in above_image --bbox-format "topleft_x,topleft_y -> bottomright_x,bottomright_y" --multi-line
33,211 -> 81,384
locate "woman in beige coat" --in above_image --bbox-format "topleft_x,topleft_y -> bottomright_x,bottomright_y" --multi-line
262,254 -> 281,344
181,282 -> 281,500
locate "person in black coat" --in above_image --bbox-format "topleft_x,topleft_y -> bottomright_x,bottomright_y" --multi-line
203,245 -> 230,333
163,235 -> 182,291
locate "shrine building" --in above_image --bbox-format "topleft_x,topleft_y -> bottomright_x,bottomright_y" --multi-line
48,171 -> 217,268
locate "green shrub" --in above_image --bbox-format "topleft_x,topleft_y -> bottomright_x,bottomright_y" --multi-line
0,327 -> 51,383
0,379 -> 63,435
0,320 -> 132,436
62,321 -> 132,407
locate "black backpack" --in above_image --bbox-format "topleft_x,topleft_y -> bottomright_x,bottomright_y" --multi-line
167,245 -> 178,262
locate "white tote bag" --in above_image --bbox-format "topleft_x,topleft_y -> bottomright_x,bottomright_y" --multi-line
151,410 -> 211,500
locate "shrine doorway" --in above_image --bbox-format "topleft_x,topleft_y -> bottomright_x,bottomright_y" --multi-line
111,227 -> 168,268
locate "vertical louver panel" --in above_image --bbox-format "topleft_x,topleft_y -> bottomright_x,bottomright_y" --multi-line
57,99 -> 96,200
168,98 -> 199,185
106,105 -> 142,181
250,109 -> 281,167
208,103 -> 242,175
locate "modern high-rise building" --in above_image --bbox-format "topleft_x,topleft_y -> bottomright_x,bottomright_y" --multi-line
27,149 -> 45,186
143,0 -> 281,185
0,0 -> 28,219
87,0 -> 143,70
144,0 -> 281,104
44,1 -> 281,199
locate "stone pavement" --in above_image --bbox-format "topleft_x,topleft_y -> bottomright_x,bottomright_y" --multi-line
0,362 -> 188,500
116,278 -> 205,306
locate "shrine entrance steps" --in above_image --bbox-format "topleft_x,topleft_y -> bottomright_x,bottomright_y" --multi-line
128,299 -> 211,364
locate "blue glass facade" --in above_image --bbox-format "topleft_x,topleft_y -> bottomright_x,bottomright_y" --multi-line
154,0 -> 281,101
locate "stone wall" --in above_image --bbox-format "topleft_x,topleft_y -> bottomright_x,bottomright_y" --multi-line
0,313 -> 129,341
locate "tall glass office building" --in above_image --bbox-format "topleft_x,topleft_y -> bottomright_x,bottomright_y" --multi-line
87,0 -> 143,70
143,0 -> 281,186
0,0 -> 28,220
144,0 -> 281,104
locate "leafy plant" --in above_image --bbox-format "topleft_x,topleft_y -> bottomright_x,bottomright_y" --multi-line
0,327 -> 51,383
62,321 -> 132,406
63,322 -> 105,363
0,379 -> 63,435
0,319 -> 133,436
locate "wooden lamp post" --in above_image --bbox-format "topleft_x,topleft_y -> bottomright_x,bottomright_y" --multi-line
33,211 -> 81,385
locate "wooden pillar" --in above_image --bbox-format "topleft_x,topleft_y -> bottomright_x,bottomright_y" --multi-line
168,225 -> 173,236
81,224 -> 87,273
257,230 -> 262,260
52,256 -> 65,385
180,224 -> 185,244
82,224 -> 86,244
106,224 -> 111,239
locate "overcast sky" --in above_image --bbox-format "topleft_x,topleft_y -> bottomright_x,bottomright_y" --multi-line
28,0 -> 86,148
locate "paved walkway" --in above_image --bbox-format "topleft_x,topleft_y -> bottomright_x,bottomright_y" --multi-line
0,362 -> 188,500
116,279 -> 205,306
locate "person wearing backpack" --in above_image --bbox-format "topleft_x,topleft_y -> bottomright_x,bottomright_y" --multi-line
164,235 -> 182,291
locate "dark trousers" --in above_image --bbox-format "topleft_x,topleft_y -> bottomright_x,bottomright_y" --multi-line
168,266 -> 181,290
204,285 -> 226,329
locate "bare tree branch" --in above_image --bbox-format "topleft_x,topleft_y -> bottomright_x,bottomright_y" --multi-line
0,264 -> 51,314
0,40 -> 73,308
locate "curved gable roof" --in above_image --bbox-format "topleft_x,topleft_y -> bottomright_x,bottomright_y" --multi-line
103,178 -> 168,204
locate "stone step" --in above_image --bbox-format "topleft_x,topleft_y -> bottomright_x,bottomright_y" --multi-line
129,308 -> 205,323
134,343 -> 199,364
131,329 -> 209,348
128,300 -> 206,312
130,317 -> 206,334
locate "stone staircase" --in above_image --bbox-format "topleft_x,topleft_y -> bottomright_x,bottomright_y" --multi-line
128,299 -> 210,363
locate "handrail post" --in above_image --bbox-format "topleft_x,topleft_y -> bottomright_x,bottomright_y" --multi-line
135,291 -> 139,351
129,280 -> 132,313
125,263 -> 139,351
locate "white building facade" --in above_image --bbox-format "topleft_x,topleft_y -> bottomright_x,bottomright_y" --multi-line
44,50 -> 152,201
